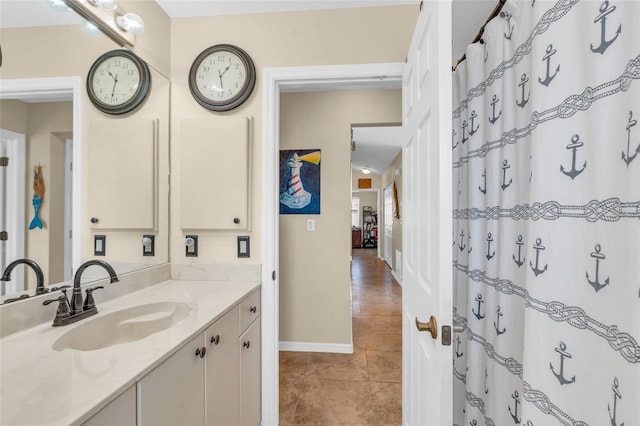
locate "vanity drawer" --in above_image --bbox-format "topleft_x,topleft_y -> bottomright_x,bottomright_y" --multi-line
239,289 -> 260,334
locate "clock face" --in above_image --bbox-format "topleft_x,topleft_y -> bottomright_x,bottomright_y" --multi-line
87,50 -> 151,115
189,44 -> 256,111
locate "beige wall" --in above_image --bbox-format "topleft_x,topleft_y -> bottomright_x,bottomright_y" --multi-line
381,151 -> 403,276
0,8 -> 171,285
279,89 -> 401,345
169,5 -> 418,266
0,100 -> 72,289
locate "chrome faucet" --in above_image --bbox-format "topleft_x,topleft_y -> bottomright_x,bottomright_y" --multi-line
42,260 -> 118,326
1,259 -> 47,301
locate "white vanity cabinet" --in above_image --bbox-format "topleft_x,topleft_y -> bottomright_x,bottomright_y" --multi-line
82,385 -> 136,426
136,289 -> 260,426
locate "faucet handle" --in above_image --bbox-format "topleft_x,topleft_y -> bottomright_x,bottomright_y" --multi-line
83,286 -> 104,311
50,284 -> 70,292
42,293 -> 71,325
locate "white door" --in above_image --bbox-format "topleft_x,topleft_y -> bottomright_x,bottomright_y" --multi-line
383,184 -> 393,266
402,2 -> 452,425
0,129 -> 26,295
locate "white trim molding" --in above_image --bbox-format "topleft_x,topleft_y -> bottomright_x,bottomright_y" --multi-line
261,62 -> 404,426
279,341 -> 354,354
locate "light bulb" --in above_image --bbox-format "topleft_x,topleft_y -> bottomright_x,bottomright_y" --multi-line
116,13 -> 145,35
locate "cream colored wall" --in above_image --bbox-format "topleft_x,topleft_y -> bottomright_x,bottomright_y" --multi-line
1,12 -> 171,278
381,151 -> 403,276
26,102 -> 73,287
169,5 -> 418,266
279,89 -> 401,345
0,100 -> 71,289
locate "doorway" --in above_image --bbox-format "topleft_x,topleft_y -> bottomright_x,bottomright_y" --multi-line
261,63 -> 404,424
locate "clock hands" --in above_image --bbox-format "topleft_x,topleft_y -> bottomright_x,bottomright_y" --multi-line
217,58 -> 233,90
110,73 -> 119,101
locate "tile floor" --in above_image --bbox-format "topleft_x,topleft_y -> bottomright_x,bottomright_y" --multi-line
279,248 -> 402,425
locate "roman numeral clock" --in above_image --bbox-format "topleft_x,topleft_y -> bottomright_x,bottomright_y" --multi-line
188,44 -> 256,112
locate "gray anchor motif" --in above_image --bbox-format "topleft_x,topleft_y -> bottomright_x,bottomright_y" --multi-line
550,342 -> 576,385
508,390 -> 521,424
500,10 -> 514,40
539,44 -> 560,87
489,94 -> 502,124
587,243 -> 610,292
468,110 -> 480,136
484,367 -> 489,394
479,168 -> 487,194
486,233 -> 496,261
516,73 -> 530,108
513,235 -> 526,267
560,134 -> 587,179
494,305 -> 506,335
530,237 -> 548,276
493,305 -> 507,336
591,1 -> 621,55
461,120 -> 469,144
455,335 -> 464,358
608,377 -> 624,426
472,293 -> 485,320
452,129 -> 459,150
501,160 -> 513,191
458,230 -> 466,252
622,111 -> 640,166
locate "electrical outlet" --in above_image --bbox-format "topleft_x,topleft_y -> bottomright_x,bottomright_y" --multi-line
185,235 -> 198,257
142,235 -> 155,256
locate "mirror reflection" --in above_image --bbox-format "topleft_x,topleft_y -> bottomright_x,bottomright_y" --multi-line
0,0 -> 170,303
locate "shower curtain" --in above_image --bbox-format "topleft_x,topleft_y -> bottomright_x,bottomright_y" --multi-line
452,1 -> 639,425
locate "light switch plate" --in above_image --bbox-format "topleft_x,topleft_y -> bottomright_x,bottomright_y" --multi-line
237,236 -> 250,258
307,219 -> 315,232
94,235 -> 106,256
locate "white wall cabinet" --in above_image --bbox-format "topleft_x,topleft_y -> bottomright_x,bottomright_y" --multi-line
180,117 -> 251,230
136,289 -> 260,426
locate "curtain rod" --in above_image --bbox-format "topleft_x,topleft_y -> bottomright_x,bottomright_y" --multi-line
453,0 -> 507,71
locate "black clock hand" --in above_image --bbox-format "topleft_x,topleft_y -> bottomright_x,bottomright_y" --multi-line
110,73 -> 118,100
218,69 -> 224,89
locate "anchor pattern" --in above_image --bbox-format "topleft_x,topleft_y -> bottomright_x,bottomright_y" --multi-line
452,1 -> 640,425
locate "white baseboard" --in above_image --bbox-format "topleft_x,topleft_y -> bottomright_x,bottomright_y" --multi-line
391,270 -> 403,287
279,341 -> 353,354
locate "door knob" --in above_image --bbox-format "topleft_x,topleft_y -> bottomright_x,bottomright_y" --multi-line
415,315 -> 438,339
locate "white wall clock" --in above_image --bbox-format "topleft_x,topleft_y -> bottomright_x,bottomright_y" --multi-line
87,49 -> 151,115
188,44 -> 256,112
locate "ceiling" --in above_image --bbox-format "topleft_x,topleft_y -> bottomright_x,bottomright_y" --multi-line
0,0 -> 498,174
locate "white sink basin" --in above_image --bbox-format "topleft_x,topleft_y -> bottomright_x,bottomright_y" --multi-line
52,302 -> 192,352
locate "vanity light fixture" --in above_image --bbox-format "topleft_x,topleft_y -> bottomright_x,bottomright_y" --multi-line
362,167 -> 372,175
62,0 -> 144,47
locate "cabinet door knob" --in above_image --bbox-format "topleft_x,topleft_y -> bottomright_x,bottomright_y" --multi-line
195,347 -> 207,358
243,340 -> 251,349
90,217 -> 99,224
210,334 -> 220,345
249,306 -> 257,314
233,217 -> 240,224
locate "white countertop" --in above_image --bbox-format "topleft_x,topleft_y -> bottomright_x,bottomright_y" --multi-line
0,279 -> 260,426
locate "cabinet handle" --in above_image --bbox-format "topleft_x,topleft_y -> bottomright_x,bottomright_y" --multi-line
210,334 -> 220,345
195,347 -> 207,358
243,340 -> 251,349
249,306 -> 257,314
233,217 -> 240,224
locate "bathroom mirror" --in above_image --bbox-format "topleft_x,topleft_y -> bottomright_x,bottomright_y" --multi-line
0,1 -> 170,303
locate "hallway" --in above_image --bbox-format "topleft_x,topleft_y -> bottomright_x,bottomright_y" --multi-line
279,248 -> 402,425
